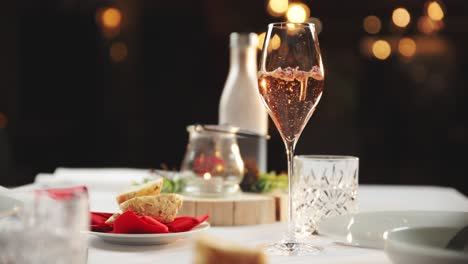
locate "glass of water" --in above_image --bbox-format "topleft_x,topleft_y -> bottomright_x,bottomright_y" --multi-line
293,155 -> 359,237
0,187 -> 89,264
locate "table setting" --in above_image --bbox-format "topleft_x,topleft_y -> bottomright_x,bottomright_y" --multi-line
1,2 -> 468,264
2,181 -> 467,263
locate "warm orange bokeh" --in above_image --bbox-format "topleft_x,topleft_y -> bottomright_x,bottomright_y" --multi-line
392,8 -> 411,28
398,38 -> 417,58
286,3 -> 310,23
363,16 -> 382,34
102,8 -> 122,29
372,40 -> 391,60
109,42 -> 128,62
267,0 -> 288,17
427,1 -> 444,21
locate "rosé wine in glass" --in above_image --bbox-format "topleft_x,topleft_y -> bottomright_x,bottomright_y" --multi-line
257,22 -> 325,256
258,66 -> 324,142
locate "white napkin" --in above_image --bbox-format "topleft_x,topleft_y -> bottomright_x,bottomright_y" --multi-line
34,167 -> 156,193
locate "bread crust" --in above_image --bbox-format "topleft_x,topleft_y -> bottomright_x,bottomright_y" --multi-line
194,235 -> 267,264
119,193 -> 183,223
116,178 -> 163,205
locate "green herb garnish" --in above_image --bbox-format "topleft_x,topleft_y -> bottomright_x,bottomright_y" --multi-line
250,171 -> 288,193
133,177 -> 184,193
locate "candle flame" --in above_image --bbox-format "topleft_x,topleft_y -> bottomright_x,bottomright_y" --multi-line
203,172 -> 212,180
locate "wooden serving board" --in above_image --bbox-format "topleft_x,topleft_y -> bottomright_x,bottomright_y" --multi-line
179,193 -> 276,226
265,191 -> 288,222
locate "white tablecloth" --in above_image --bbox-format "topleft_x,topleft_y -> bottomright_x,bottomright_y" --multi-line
84,185 -> 468,264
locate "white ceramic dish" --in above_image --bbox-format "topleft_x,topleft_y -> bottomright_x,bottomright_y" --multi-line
385,227 -> 468,264
318,211 -> 468,249
89,222 -> 210,245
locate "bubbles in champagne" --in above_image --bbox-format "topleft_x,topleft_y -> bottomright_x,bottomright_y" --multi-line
258,67 -> 324,142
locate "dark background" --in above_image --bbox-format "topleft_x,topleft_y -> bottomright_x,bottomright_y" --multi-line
1,0 -> 467,195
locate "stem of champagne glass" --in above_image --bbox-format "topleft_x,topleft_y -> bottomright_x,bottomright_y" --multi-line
284,139 -> 296,244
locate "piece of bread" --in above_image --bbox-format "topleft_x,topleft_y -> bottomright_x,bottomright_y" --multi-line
116,178 -> 163,205
105,213 -> 121,224
194,235 -> 267,264
119,193 -> 183,223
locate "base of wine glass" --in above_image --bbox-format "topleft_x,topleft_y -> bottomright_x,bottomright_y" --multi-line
262,240 -> 323,256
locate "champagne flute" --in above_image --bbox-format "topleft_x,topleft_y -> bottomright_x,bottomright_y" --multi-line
257,22 -> 325,255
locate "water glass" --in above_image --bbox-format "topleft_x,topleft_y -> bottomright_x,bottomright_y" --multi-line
293,155 -> 359,237
0,187 -> 89,263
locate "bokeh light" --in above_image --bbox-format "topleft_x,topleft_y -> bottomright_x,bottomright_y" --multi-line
398,38 -> 417,58
286,3 -> 310,23
270,34 -> 281,50
101,7 -> 122,29
260,78 -> 267,94
418,16 -> 443,34
109,42 -> 127,62
427,1 -> 444,21
0,112 -> 7,128
308,17 -> 323,34
257,32 -> 266,50
363,15 -> 382,34
392,8 -> 411,28
267,0 -> 288,17
372,40 -> 392,60
203,172 -> 212,180
359,37 -> 375,57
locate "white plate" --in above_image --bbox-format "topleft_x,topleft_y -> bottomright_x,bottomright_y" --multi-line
385,227 -> 468,264
318,211 -> 468,249
89,222 -> 210,245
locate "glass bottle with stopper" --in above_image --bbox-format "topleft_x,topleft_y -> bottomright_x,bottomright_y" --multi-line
218,32 -> 269,174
